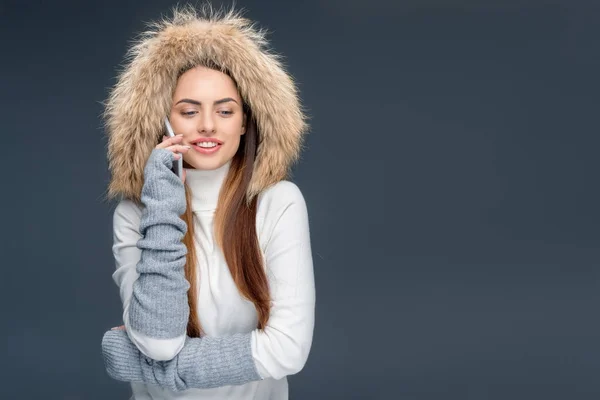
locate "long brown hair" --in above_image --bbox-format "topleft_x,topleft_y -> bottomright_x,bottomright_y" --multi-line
180,88 -> 270,338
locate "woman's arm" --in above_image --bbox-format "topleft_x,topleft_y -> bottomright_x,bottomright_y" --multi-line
111,148 -> 190,361
102,329 -> 261,391
250,181 -> 316,379
102,181 -> 316,390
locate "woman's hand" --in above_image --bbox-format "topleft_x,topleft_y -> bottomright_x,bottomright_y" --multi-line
111,325 -> 126,331
156,134 -> 189,183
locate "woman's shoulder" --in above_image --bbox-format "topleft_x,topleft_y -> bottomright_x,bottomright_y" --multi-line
257,180 -> 306,213
256,181 -> 308,246
113,198 -> 143,226
112,182 -> 307,226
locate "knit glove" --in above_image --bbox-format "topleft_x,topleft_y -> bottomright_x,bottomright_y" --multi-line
128,148 -> 190,339
101,329 -> 262,391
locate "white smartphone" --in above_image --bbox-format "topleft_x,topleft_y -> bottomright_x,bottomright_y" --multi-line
164,117 -> 183,179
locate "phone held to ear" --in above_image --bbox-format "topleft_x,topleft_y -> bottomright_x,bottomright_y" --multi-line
164,117 -> 183,179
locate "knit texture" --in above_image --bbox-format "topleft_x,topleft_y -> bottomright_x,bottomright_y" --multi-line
102,329 -> 262,391
128,148 -> 190,339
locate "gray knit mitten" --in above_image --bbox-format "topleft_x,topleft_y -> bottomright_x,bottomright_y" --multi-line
128,148 -> 190,339
101,329 -> 262,391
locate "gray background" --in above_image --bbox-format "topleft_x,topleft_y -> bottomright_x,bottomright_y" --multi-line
2,0 -> 599,398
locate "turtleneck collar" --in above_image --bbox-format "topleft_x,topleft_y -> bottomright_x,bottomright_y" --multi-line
184,160 -> 231,213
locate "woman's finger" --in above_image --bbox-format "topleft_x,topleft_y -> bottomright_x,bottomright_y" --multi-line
156,134 -> 183,149
111,325 -> 126,330
167,144 -> 191,153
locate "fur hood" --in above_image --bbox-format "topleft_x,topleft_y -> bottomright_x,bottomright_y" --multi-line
102,4 -> 308,204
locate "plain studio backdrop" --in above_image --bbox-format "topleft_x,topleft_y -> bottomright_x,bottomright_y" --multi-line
1,0 -> 599,399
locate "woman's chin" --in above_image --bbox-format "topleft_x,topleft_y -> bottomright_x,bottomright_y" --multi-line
183,156 -> 224,171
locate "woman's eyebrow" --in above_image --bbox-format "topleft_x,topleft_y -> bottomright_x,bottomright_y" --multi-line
175,97 -> 239,106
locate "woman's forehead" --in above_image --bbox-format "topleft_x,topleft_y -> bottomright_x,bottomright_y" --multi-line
174,66 -> 241,101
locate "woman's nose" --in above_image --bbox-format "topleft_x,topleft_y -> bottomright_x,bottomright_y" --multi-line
197,111 -> 216,133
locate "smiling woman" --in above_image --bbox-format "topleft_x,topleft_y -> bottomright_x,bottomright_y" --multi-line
170,67 -> 247,170
101,3 -> 315,400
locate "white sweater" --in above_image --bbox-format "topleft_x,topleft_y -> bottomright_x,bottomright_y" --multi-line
110,159 -> 316,399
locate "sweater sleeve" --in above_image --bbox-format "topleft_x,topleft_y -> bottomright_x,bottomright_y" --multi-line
102,329 -> 261,391
250,181 -> 316,380
111,148 -> 189,361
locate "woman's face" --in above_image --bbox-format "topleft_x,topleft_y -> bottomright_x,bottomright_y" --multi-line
169,65 -> 246,171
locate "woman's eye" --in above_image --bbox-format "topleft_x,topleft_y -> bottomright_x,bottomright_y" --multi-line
219,110 -> 233,116
182,111 -> 196,116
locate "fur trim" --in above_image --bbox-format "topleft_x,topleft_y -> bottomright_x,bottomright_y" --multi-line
102,3 -> 308,204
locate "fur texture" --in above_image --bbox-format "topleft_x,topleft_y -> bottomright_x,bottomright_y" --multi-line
102,3 -> 308,204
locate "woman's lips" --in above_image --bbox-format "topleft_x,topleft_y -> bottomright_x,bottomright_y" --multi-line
191,143 -> 222,154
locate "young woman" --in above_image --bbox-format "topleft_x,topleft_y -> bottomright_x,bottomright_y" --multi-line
100,5 -> 315,399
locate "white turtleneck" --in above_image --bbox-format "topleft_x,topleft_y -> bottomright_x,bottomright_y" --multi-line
110,160 -> 315,400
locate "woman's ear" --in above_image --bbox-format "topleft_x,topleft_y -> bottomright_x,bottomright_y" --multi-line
241,113 -> 247,135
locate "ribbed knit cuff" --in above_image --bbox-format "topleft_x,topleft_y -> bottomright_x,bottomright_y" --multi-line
101,330 -> 144,383
139,148 -> 186,214
101,329 -> 262,392
102,329 -> 180,389
177,333 -> 263,390
128,148 -> 190,339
